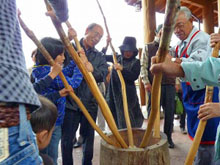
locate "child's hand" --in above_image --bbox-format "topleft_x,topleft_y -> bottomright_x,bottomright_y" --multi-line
59,85 -> 73,97
198,103 -> 220,121
48,63 -> 62,79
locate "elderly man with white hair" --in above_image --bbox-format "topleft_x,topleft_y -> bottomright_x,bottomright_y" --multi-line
170,6 -> 220,165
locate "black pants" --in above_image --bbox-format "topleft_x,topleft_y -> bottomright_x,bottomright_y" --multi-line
61,108 -> 97,165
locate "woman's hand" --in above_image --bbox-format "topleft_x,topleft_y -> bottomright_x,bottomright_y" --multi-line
198,103 -> 220,121
113,63 -> 123,71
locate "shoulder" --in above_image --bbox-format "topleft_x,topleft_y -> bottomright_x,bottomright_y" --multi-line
192,31 -> 209,45
196,30 -> 209,40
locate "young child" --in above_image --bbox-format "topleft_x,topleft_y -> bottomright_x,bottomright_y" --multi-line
31,37 -> 83,165
31,95 -> 58,165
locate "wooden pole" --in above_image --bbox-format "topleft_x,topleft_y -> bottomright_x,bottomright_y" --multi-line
139,0 -> 156,107
138,48 -> 146,106
142,0 -> 161,138
17,14 -> 119,148
185,1 -> 220,164
95,0 -> 134,147
153,86 -> 161,138
139,0 -> 180,148
203,1 -> 214,34
142,0 -> 156,44
44,0 -> 127,148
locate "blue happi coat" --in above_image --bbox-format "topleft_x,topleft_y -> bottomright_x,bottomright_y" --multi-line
32,60 -> 83,126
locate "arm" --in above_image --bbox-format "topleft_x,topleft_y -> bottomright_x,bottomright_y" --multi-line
181,57 -> 220,90
92,53 -> 109,83
33,63 -> 62,93
33,75 -> 53,93
150,55 -> 220,90
101,36 -> 111,54
33,76 -> 61,102
56,60 -> 83,89
43,87 -> 73,103
105,55 -> 114,63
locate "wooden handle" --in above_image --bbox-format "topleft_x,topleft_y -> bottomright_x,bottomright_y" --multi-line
96,0 -> 134,147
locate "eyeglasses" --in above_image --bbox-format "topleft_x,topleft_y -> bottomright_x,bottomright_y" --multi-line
174,22 -> 187,31
90,30 -> 103,40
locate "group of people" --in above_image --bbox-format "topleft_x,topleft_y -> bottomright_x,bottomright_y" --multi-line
150,6 -> 220,165
1,1 -> 220,165
0,0 -> 144,164
141,8 -> 220,164
31,25 -> 144,164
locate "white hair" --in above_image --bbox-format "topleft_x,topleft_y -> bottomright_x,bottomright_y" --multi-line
179,6 -> 192,20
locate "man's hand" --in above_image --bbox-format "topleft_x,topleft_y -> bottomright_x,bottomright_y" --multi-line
198,103 -> 220,121
106,35 -> 111,46
59,85 -> 73,97
45,10 -> 57,21
48,63 -> 63,79
84,61 -> 94,72
78,50 -> 94,72
210,33 -> 220,48
79,49 -> 88,64
150,53 -> 184,78
68,27 -> 77,41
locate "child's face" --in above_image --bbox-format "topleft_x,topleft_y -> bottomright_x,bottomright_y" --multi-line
54,52 -> 65,66
37,126 -> 55,150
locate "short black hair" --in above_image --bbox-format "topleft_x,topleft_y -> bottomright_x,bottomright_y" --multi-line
30,95 -> 58,133
35,37 -> 64,65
